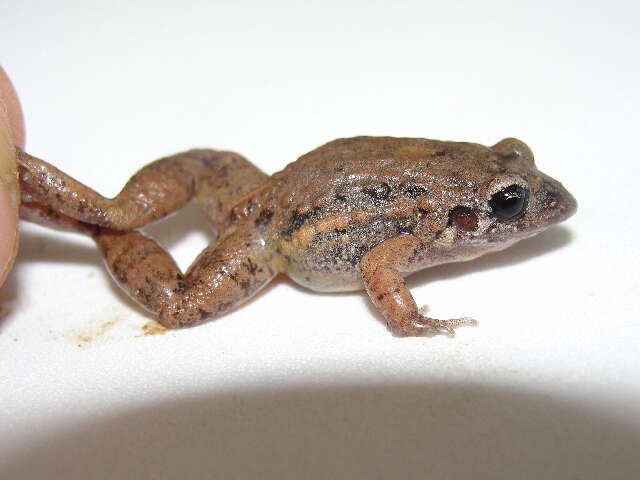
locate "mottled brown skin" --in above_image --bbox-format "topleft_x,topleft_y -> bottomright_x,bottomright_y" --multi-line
16,137 -> 577,336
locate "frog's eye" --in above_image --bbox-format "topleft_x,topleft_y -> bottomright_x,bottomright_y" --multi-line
489,184 -> 528,221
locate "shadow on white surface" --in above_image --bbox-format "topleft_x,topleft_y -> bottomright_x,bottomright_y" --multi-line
2,381 -> 637,479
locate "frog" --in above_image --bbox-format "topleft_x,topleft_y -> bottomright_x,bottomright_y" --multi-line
15,136 -> 577,336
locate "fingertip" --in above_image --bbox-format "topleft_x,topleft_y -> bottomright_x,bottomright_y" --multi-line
0,67 -> 22,287
0,66 -> 25,149
0,118 -> 19,287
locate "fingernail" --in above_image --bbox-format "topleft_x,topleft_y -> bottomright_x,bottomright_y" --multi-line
0,102 -> 19,286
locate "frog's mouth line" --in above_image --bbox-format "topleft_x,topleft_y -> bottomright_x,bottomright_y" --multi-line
472,226 -> 546,247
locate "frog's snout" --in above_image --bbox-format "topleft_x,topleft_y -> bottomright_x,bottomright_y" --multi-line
542,179 -> 577,225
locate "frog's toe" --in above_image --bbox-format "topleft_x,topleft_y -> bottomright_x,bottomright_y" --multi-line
412,313 -> 478,336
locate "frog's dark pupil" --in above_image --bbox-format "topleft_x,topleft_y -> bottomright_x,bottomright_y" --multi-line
489,185 -> 528,221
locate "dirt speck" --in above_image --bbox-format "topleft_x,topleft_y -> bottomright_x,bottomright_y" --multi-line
142,321 -> 167,336
73,320 -> 116,346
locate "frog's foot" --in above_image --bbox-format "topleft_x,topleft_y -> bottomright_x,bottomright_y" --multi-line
412,306 -> 477,336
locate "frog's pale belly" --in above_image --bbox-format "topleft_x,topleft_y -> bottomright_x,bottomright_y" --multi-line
287,268 -> 364,292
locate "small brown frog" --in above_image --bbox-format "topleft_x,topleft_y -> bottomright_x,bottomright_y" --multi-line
16,136 -> 576,336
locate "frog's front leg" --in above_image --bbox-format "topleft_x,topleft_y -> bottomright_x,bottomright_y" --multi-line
95,226 -> 276,328
359,235 -> 477,337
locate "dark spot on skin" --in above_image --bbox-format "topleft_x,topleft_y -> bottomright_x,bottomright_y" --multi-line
435,151 -> 446,156
282,206 -> 320,237
448,206 -> 479,232
175,275 -> 186,293
240,279 -> 252,293
216,302 -> 232,314
335,229 -> 347,235
499,152 -> 520,162
246,258 -> 258,276
254,208 -> 274,227
434,229 -> 445,239
403,184 -> 428,198
335,166 -> 344,173
363,182 -> 391,201
408,245 -> 422,264
291,210 -> 312,230
335,194 -> 347,202
416,207 -> 431,216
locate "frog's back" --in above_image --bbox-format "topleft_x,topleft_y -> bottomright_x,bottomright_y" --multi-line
271,136 -> 497,210
267,136 -> 497,291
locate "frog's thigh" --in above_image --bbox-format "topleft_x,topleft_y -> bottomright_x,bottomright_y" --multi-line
95,227 -> 276,328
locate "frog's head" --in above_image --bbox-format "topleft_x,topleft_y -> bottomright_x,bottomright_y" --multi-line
434,137 -> 577,253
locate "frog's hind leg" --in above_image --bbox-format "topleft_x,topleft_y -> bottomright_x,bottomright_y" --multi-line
20,201 -> 100,236
17,148 -> 268,231
20,202 -> 277,327
17,148 -> 274,328
94,226 -> 277,328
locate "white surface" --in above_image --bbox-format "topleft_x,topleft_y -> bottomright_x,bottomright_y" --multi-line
1,1 -> 639,478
